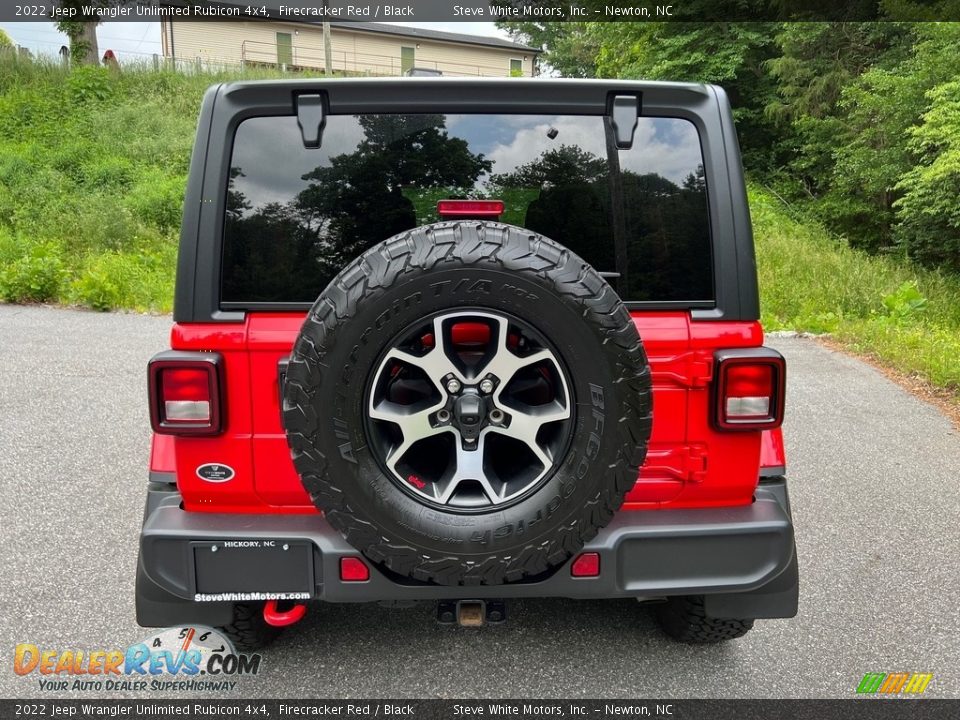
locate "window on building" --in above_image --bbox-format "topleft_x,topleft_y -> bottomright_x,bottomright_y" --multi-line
276,32 -> 292,67
510,58 -> 523,76
400,46 -> 415,74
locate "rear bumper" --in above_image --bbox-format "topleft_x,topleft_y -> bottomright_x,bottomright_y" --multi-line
137,480 -> 798,626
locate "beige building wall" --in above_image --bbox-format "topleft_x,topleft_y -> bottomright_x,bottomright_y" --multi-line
161,22 -> 536,77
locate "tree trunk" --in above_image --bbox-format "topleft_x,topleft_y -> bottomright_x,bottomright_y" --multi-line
76,22 -> 99,65
57,19 -> 100,65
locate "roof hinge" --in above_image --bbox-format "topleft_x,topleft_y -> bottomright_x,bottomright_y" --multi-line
608,94 -> 640,149
297,93 -> 327,149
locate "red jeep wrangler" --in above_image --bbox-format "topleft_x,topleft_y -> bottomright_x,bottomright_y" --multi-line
137,78 -> 798,649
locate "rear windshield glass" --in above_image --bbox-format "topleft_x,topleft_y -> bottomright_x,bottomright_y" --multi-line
221,113 -> 713,304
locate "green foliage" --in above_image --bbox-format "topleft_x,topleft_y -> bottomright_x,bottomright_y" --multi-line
123,170 -> 187,232
0,240 -> 66,302
753,186 -> 960,390
893,78 -> 960,271
510,17 -> 960,281
496,20 -> 598,77
809,23 -> 960,255
592,21 -> 781,170
880,281 -> 927,323
66,65 -> 115,103
0,55 -> 290,312
0,29 -> 13,49
70,243 -> 176,312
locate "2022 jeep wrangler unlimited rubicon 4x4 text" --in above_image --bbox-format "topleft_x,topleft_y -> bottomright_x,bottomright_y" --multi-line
137,78 -> 798,650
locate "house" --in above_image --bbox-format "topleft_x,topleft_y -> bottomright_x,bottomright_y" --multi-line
160,19 -> 540,77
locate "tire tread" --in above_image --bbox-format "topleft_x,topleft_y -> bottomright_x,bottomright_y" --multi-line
283,221 -> 652,586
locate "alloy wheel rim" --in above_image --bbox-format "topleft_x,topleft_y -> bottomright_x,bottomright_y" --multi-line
365,310 -> 573,511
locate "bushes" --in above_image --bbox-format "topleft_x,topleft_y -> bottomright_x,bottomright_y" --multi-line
893,80 -> 960,272
0,56 -> 295,312
0,58 -> 204,312
529,20 -> 960,278
0,237 -> 66,303
753,187 -> 960,391
71,243 -> 176,312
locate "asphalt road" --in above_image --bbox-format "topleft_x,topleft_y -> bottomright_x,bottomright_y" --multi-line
1,305 -> 958,699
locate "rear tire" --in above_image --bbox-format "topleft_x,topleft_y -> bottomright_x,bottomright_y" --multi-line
283,221 -> 652,587
217,603 -> 282,652
655,596 -> 754,643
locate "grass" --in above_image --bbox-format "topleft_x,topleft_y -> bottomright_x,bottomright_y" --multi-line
0,56 -> 290,312
752,186 -> 960,395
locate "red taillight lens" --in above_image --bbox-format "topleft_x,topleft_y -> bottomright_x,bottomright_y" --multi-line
570,552 -> 601,578
149,353 -> 224,435
162,367 -> 211,422
714,349 -> 785,431
340,556 -> 370,582
437,199 -> 504,218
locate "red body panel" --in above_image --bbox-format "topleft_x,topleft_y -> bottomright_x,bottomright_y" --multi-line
760,428 -> 787,470
148,434 -> 176,473
163,312 -> 774,514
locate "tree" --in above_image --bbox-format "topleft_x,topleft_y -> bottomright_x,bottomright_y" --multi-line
296,114 -> 491,268
224,114 -> 492,301
497,21 -> 599,77
894,79 -> 960,271
490,145 -> 607,187
780,23 -> 957,252
592,21 -> 781,172
55,1 -> 130,64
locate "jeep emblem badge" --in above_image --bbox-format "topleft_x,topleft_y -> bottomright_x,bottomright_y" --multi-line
196,463 -> 235,483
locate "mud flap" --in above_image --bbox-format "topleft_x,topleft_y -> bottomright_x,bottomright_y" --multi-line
702,552 -> 799,620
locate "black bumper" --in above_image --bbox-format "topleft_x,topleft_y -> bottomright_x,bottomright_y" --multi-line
136,480 -> 798,627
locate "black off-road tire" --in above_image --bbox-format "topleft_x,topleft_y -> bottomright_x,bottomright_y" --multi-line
656,596 -> 755,643
283,221 -> 652,586
217,603 -> 282,652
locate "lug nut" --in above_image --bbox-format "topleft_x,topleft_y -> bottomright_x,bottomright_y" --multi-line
480,378 -> 495,394
437,409 -> 451,423
489,409 -> 504,424
446,378 -> 462,394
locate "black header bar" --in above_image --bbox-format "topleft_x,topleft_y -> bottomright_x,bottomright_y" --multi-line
3,1 -> 960,23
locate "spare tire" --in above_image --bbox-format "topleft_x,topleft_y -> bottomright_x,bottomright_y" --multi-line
282,222 -> 652,586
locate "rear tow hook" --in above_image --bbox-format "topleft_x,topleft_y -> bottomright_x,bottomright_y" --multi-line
263,599 -> 308,627
437,600 -> 506,627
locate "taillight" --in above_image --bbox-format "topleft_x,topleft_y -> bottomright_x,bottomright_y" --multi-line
437,199 -> 504,219
149,352 -> 224,435
714,348 -> 785,431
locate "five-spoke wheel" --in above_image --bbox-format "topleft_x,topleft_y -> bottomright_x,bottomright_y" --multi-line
366,310 -> 572,510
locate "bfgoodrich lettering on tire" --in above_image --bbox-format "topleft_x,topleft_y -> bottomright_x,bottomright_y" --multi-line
282,221 -> 652,586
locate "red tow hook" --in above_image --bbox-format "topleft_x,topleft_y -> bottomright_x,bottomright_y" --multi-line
263,599 -> 307,627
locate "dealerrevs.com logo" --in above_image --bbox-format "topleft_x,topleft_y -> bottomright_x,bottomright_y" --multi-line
13,627 -> 261,692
